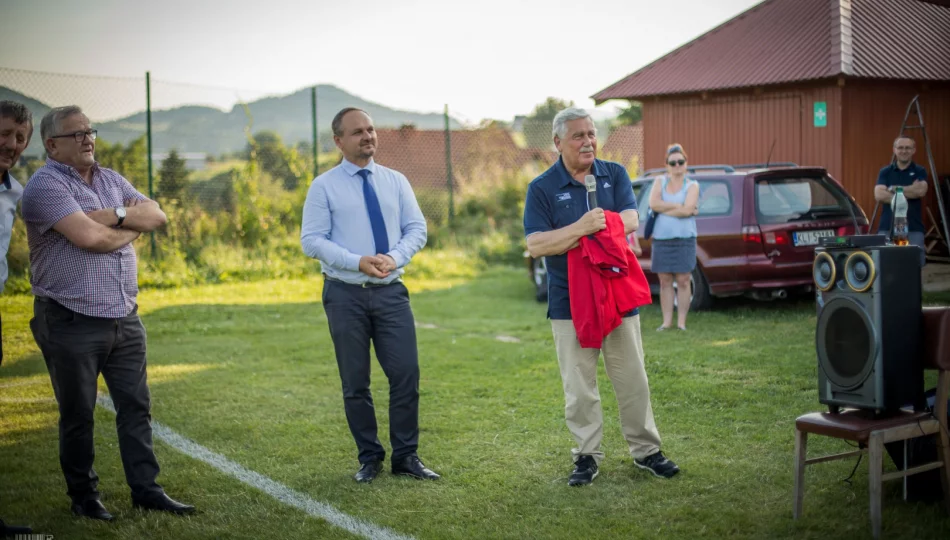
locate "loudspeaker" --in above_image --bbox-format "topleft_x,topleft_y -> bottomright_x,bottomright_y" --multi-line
813,244 -> 923,412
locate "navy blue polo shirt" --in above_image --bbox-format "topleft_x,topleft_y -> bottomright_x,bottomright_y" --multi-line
524,157 -> 638,320
876,162 -> 928,234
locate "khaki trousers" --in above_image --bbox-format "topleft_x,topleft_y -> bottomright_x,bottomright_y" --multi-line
551,315 -> 661,463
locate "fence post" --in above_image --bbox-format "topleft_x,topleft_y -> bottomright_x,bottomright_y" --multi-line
145,71 -> 156,257
444,104 -> 454,226
311,86 -> 319,178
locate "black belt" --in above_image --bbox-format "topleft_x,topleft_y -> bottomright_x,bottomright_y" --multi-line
35,296 -> 136,319
322,275 -> 401,288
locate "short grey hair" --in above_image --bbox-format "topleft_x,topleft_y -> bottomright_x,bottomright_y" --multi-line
552,107 -> 593,139
40,105 -> 85,143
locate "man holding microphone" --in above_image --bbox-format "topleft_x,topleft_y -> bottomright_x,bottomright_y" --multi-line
523,107 -> 679,486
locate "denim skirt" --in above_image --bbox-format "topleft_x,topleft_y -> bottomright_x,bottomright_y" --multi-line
651,237 -> 697,274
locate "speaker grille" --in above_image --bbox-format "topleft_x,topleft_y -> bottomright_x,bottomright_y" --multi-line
817,297 -> 876,389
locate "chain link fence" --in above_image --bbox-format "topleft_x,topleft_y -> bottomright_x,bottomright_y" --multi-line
0,67 -> 643,286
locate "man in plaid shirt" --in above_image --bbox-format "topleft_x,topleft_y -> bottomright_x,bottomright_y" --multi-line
21,106 -> 194,521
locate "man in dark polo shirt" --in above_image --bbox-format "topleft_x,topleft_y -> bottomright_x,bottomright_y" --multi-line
21,106 -> 194,521
874,136 -> 928,266
523,107 -> 678,486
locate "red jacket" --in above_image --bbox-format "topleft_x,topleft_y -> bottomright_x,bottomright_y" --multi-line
568,211 -> 652,348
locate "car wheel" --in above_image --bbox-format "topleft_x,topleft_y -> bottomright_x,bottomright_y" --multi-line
689,266 -> 713,311
533,257 -> 548,303
672,266 -> 713,311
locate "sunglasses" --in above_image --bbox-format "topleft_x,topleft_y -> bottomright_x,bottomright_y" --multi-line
667,159 -> 686,167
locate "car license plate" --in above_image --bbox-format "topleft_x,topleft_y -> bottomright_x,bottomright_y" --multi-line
793,229 -> 835,246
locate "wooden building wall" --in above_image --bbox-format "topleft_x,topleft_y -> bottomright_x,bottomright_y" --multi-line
641,80 -> 950,233
642,82 -> 843,182
842,81 -> 950,232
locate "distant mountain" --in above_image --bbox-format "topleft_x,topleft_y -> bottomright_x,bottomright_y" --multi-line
0,84 -> 462,157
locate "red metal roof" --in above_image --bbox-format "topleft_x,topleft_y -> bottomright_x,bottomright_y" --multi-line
372,126 -> 555,191
851,0 -> 950,79
593,0 -> 950,101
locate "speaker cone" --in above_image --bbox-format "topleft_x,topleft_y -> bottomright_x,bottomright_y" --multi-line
816,296 -> 876,389
813,252 -> 835,291
845,251 -> 876,292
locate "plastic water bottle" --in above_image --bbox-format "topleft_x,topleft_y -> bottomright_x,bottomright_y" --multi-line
891,186 -> 909,246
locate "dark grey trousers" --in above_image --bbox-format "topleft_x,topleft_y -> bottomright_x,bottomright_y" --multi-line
30,298 -> 162,502
322,280 -> 420,465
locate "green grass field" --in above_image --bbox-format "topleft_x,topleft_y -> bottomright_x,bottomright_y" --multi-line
2,266 -> 949,539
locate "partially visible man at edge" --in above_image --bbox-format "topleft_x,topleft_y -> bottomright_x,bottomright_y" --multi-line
0,100 -> 32,366
0,100 -> 35,537
523,107 -> 680,486
21,105 -> 194,521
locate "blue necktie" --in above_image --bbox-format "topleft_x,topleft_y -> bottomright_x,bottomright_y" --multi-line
357,169 -> 389,254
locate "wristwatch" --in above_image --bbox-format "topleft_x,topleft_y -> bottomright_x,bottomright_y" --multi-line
115,206 -> 127,227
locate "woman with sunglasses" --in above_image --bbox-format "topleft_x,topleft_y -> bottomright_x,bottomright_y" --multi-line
648,143 -> 699,331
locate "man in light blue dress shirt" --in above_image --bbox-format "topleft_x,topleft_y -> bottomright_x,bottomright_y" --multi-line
301,107 -> 438,483
0,101 -> 33,536
0,101 -> 32,367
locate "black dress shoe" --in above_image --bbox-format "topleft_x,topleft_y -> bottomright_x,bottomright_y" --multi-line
391,456 -> 440,480
354,460 -> 383,483
132,492 -> 195,515
71,499 -> 114,521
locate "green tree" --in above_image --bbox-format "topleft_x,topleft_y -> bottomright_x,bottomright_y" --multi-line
245,130 -> 306,190
158,149 -> 189,202
523,97 -> 574,149
614,101 -> 643,127
96,135 -> 148,192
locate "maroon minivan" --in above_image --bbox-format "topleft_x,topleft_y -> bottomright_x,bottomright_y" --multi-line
629,164 -> 869,309
526,164 -> 869,309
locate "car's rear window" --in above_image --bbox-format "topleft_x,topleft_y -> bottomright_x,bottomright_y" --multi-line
697,181 -> 732,216
634,178 -> 733,217
755,176 -> 853,225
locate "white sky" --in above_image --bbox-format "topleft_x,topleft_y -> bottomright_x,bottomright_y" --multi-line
2,0 -> 764,124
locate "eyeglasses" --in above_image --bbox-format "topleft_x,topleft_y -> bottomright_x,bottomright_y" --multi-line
667,159 -> 686,167
895,146 -> 914,151
50,130 -> 97,143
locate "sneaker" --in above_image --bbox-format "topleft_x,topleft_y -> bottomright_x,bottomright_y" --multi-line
634,451 -> 680,479
568,455 -> 598,486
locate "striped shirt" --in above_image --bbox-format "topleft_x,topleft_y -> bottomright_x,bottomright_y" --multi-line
301,158 -> 427,285
21,159 -> 148,318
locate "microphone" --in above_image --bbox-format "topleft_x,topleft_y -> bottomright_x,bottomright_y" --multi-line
584,174 -> 598,210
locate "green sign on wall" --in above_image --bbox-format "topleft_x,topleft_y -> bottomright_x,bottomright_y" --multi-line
814,102 -> 827,128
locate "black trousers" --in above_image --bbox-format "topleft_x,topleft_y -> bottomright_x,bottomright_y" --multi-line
30,298 -> 162,502
322,280 -> 420,464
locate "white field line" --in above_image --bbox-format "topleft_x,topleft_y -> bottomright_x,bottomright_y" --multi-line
0,396 -> 57,404
0,380 -> 46,388
96,394 -> 414,540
